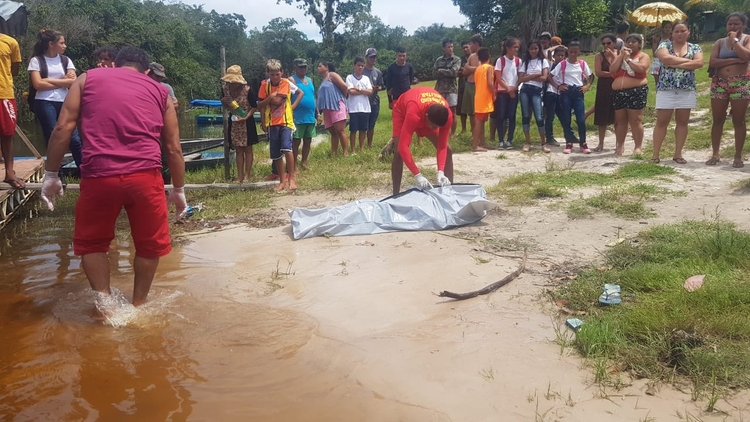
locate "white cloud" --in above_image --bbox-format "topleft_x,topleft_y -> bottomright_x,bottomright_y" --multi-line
183,0 -> 467,40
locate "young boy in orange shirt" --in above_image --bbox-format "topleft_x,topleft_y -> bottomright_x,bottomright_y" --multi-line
258,59 -> 297,193
472,47 -> 495,152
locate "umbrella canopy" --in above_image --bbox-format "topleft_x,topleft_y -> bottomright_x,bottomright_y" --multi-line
628,2 -> 687,27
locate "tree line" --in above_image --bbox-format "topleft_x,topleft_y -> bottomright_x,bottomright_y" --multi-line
13,0 -> 471,113
13,0 -> 744,115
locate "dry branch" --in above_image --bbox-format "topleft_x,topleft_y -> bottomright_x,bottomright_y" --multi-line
438,249 -> 527,301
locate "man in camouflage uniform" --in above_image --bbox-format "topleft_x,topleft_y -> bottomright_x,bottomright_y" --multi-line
433,38 -> 462,135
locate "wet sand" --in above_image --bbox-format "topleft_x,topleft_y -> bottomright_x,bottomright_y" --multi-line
3,220 -> 750,421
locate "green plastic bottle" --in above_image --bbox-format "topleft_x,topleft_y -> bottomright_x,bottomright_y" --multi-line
229,100 -> 248,118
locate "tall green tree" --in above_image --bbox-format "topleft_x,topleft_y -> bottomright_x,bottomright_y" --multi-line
558,0 -> 608,39
277,0 -> 372,56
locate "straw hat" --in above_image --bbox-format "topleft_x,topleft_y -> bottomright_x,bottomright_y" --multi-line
221,65 -> 247,84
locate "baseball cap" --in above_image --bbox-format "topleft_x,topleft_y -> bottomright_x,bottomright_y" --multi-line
293,58 -> 308,67
539,31 -> 552,39
365,48 -> 377,57
149,62 -> 166,78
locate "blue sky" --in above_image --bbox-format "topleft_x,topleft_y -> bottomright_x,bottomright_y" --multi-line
183,0 -> 467,40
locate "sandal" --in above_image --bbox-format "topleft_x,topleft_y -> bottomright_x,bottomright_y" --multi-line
522,144 -> 531,152
3,177 -> 25,189
541,144 -> 551,153
733,159 -> 744,168
705,157 -> 720,166
672,157 -> 687,164
650,158 -> 660,164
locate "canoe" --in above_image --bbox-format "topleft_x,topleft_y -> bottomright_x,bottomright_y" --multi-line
59,138 -> 228,177
184,150 -> 235,172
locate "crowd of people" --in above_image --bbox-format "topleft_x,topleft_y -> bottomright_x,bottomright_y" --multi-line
214,12 -> 750,195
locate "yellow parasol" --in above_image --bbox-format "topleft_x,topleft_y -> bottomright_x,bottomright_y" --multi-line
628,2 -> 687,27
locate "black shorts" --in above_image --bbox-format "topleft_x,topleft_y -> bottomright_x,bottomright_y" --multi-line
612,85 -> 648,110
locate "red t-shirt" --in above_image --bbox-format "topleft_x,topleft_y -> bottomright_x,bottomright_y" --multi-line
391,87 -> 453,175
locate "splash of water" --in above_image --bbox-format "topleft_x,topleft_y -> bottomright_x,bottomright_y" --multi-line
94,288 -> 138,328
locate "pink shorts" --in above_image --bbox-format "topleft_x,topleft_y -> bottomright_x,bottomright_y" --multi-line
323,99 -> 347,128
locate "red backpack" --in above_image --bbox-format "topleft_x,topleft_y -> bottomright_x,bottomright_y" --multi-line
560,59 -> 587,85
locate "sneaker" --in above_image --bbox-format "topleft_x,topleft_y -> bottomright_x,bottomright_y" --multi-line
546,138 -> 560,146
563,143 -> 573,154
496,142 -> 505,150
580,143 -> 591,154
505,142 -> 514,150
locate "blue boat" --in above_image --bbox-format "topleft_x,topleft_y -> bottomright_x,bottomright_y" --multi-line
191,99 -> 224,126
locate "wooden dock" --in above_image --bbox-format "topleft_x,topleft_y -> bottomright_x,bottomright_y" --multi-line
0,157 -> 44,230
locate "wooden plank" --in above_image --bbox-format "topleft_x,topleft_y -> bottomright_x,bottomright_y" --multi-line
2,180 -> 278,191
15,126 -> 42,158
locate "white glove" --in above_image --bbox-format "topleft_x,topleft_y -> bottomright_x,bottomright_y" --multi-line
414,173 -> 433,190
437,171 -> 451,187
168,186 -> 188,218
40,170 -> 64,211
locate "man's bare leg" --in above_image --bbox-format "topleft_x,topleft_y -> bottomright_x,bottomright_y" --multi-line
300,137 -> 311,170
1,136 -> 19,184
292,138 -> 301,167
83,252 -> 112,319
133,256 -> 159,306
366,129 -> 375,148
83,253 -> 112,295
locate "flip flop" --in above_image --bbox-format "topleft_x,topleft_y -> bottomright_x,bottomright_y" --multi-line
733,160 -> 744,168
672,157 -> 687,164
651,158 -> 660,164
3,177 -> 25,189
705,157 -> 720,166
598,283 -> 622,306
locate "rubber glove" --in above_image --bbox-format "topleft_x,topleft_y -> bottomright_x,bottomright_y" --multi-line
40,171 -> 64,211
168,186 -> 188,218
436,171 -> 451,187
414,173 -> 433,190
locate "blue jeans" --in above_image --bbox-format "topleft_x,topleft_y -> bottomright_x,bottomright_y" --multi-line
35,99 -> 83,168
519,85 -> 544,133
543,91 -> 563,141
493,92 -> 518,144
559,87 -> 586,145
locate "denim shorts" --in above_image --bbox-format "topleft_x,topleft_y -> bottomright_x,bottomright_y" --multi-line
268,126 -> 293,160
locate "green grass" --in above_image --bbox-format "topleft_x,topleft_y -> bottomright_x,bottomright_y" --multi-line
489,162 -> 676,206
569,183 -> 681,220
553,220 -> 750,389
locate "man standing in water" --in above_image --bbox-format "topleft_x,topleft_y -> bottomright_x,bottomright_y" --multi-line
41,47 -> 187,311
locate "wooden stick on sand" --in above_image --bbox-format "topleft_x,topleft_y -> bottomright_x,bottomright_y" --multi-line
438,249 -> 527,301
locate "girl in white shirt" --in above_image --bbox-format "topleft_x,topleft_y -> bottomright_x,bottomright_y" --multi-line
493,37 -> 521,150
548,39 -> 594,154
518,40 -> 549,152
28,29 -> 83,169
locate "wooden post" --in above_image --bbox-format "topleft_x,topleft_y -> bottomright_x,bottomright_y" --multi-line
220,45 -> 230,180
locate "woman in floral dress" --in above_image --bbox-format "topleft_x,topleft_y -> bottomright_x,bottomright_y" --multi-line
650,21 -> 703,164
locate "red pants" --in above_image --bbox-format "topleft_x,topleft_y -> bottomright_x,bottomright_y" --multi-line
74,169 -> 171,258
